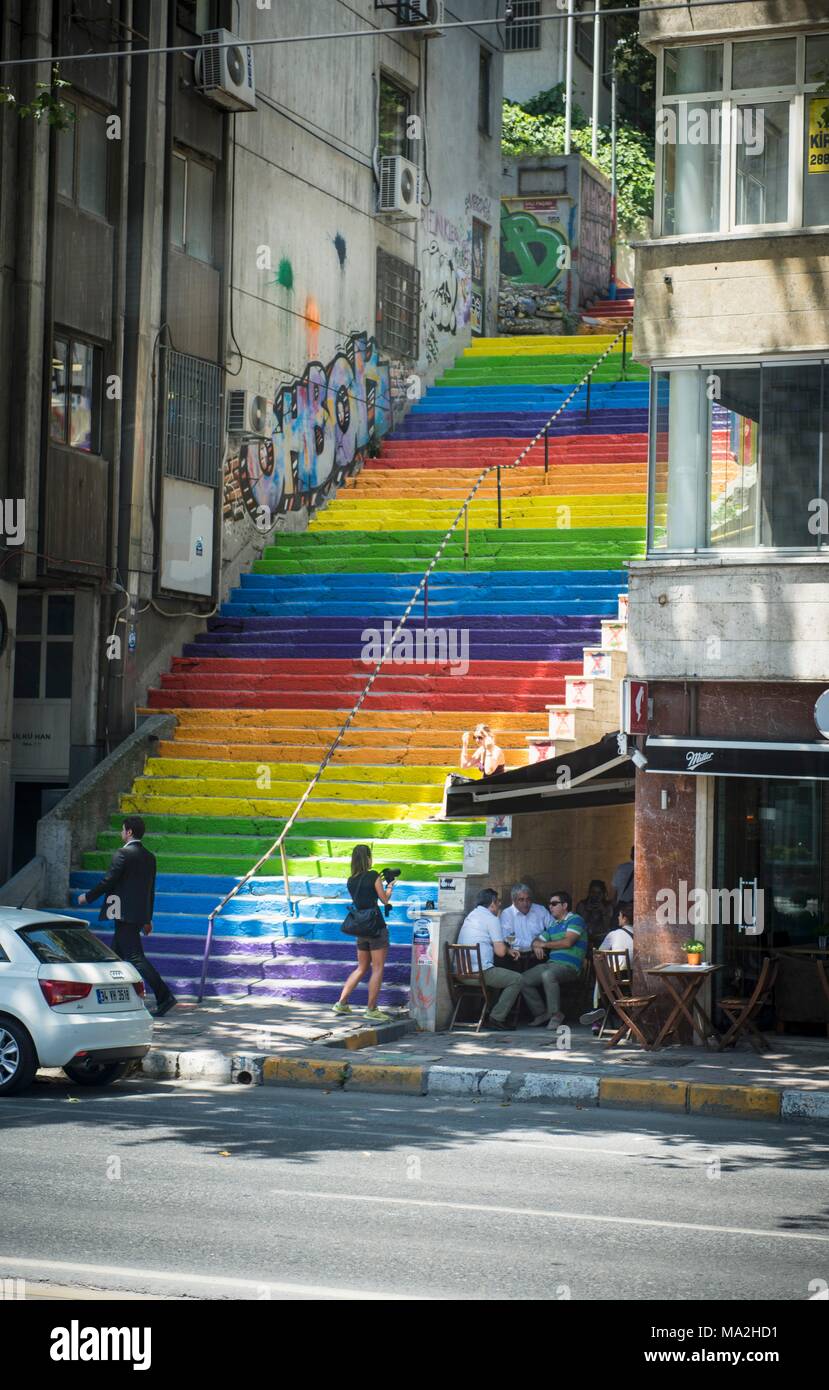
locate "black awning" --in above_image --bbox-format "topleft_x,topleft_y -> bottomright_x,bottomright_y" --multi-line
445,732 -> 635,818
645,736 -> 829,781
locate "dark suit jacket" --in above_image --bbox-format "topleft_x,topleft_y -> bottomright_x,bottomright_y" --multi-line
85,839 -> 157,925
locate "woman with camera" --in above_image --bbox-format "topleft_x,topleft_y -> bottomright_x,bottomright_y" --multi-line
333,844 -> 396,1023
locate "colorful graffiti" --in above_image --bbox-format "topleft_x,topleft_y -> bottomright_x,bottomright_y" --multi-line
500,203 -> 569,288
227,333 -> 392,522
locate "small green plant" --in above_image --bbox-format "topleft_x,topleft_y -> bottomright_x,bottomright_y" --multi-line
681,939 -> 705,954
0,65 -> 75,131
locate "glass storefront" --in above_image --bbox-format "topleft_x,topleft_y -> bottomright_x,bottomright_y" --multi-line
714,778 -> 829,1033
649,360 -> 829,554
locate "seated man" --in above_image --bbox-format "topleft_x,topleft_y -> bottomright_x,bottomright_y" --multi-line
581,901 -> 634,1032
521,890 -> 588,1028
499,882 -> 553,968
456,888 -> 547,1032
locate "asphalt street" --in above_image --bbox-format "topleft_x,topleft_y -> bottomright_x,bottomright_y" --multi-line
1,1076 -> 828,1301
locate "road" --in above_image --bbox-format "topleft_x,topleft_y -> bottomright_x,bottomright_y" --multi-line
1,1075 -> 828,1301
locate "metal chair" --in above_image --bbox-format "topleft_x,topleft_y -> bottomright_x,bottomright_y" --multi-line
716,956 -> 779,1052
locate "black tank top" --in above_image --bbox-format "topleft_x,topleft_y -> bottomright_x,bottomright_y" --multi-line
347,871 -> 380,909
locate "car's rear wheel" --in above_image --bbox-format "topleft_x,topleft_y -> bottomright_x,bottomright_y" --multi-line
0,1017 -> 38,1096
62,1060 -> 130,1087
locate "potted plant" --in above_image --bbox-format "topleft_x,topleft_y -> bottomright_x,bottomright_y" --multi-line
682,939 -> 705,966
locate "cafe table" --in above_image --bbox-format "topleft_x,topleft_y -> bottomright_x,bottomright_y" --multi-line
646,963 -> 724,1049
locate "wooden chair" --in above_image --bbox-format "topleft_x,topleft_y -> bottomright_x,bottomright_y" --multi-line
445,942 -> 489,1032
592,947 -> 633,1039
592,951 -> 657,1049
716,956 -> 779,1052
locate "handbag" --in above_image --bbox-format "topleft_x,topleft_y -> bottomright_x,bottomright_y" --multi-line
341,906 -> 383,939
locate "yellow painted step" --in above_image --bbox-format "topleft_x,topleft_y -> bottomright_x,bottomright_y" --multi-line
122,793 -> 442,821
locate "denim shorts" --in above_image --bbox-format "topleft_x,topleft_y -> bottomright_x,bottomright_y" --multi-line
357,926 -> 390,951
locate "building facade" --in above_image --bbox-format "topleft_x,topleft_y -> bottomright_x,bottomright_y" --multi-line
629,1 -> 829,1030
0,0 -> 504,881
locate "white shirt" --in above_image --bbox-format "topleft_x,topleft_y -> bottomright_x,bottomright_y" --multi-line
457,906 -> 504,972
500,902 -> 553,952
599,927 -> 633,962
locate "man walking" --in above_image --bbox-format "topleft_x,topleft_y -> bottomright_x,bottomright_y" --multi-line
78,815 -> 177,1017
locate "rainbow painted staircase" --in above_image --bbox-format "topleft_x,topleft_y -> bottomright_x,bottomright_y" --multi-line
59,332 -> 648,1006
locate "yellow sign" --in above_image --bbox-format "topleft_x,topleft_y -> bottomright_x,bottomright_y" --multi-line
807,97 -> 829,174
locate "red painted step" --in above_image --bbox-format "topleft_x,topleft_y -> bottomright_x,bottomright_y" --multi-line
146,688 -> 564,712
168,656 -> 580,678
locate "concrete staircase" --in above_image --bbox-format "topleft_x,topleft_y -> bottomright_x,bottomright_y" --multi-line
52,330 -> 647,1007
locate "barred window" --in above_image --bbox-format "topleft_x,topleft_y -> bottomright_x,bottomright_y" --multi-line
505,1 -> 541,53
160,346 -> 223,487
376,249 -> 420,361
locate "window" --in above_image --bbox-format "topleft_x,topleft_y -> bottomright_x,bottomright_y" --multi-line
479,48 -> 492,136
13,594 -> 75,700
648,360 -> 829,554
376,249 -> 420,360
50,335 -> 102,454
657,35 -> 829,235
505,0 -> 541,53
576,20 -> 594,69
170,150 -> 215,263
176,0 -> 218,33
378,76 -> 412,160
55,99 -> 109,218
161,347 -> 223,486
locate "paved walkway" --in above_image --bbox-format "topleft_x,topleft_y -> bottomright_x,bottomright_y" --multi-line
150,998 -> 829,1093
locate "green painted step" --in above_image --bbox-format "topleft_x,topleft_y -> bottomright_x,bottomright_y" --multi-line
446,352 -> 632,370
108,813 -> 479,842
96,830 -> 468,862
255,551 -> 643,575
82,851 -> 459,879
436,366 -> 648,383
261,526 -> 644,552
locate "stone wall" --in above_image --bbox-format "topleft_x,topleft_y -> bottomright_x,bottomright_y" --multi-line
498,281 -> 565,336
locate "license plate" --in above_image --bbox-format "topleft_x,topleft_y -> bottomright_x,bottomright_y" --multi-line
96,987 -> 131,1004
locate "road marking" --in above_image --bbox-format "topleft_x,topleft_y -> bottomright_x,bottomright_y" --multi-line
265,1187 -> 829,1243
0,1255 -> 417,1301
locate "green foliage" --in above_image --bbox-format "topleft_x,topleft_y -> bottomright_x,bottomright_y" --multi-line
502,95 -> 655,235
0,65 -> 75,130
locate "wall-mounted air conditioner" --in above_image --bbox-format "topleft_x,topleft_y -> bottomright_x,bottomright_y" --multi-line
195,29 -> 256,112
405,0 -> 446,37
227,390 -> 273,436
378,155 -> 422,220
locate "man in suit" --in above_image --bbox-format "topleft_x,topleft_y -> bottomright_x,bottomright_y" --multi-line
78,815 -> 177,1017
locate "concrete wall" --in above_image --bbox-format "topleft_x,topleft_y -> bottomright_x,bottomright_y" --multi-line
628,559 -> 829,683
639,0 -> 829,48
634,233 -> 829,363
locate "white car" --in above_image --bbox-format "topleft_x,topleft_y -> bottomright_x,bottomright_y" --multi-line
0,908 -> 153,1096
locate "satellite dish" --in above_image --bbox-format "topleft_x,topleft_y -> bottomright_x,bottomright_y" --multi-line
815,691 -> 829,739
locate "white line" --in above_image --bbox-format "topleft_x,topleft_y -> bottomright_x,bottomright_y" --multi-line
0,1256 -> 417,1301
265,1188 -> 829,1243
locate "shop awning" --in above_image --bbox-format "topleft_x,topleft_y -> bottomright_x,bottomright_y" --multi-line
644,736 -> 829,781
445,732 -> 635,818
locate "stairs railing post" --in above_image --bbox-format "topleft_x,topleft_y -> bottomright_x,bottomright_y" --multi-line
463,504 -> 469,568
280,839 -> 293,917
423,572 -> 429,627
621,326 -> 628,381
497,465 -> 502,528
544,428 -> 549,476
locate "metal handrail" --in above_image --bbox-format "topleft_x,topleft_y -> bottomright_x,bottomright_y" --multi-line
196,324 -> 630,999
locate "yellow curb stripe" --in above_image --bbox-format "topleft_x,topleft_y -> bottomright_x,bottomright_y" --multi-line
346,1065 -> 426,1094
687,1083 -> 781,1119
599,1078 -> 688,1112
262,1058 -> 350,1088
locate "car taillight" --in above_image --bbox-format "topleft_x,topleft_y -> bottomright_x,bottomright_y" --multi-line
133,981 -> 145,998
39,979 -> 93,1007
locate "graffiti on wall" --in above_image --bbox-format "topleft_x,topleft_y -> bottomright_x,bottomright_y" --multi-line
224,332 -> 392,523
500,200 -> 570,288
420,207 -> 472,364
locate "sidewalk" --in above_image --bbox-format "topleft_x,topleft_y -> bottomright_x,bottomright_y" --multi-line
141,997 -> 829,1122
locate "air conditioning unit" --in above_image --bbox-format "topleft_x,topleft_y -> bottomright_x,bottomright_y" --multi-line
195,29 -> 256,112
378,155 -> 422,220
405,0 -> 446,36
227,390 -> 272,436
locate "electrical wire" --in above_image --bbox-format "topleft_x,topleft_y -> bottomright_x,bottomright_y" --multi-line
0,1 -> 795,71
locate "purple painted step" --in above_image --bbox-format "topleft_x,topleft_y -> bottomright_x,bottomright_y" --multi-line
262,958 -> 410,984
246,980 -> 408,1005
185,640 -> 589,662
387,409 -> 649,441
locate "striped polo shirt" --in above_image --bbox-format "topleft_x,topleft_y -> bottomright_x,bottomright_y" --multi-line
541,912 -> 588,970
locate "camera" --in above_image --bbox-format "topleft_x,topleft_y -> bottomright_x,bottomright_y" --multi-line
381,867 -> 401,884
